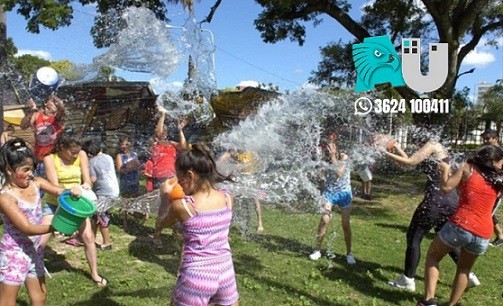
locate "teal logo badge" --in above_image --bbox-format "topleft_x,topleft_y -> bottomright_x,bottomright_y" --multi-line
352,35 -> 449,93
352,35 -> 405,92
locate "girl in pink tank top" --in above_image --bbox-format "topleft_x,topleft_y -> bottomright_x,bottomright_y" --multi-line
0,138 -> 81,305
155,142 -> 239,306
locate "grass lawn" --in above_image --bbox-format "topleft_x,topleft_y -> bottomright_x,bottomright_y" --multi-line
14,172 -> 503,305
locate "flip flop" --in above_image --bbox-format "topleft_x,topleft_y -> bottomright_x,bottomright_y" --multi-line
94,277 -> 108,287
95,242 -> 112,250
65,237 -> 83,247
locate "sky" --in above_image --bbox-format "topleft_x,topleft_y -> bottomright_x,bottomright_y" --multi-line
6,0 -> 503,100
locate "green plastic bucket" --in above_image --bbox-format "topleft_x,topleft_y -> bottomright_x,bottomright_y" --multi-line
51,191 -> 96,235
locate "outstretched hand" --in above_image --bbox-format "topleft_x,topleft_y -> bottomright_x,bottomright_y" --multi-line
178,118 -> 187,130
27,98 -> 37,110
327,142 -> 338,156
69,186 -> 82,198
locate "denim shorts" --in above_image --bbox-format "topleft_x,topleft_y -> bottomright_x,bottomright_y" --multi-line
41,204 -> 58,216
438,222 -> 490,255
323,190 -> 352,209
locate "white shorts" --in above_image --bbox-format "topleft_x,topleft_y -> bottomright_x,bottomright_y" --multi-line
357,166 -> 372,182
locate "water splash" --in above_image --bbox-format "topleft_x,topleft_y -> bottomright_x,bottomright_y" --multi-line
93,6 -> 180,78
94,190 -> 160,215
212,90 -> 383,211
326,232 -> 339,268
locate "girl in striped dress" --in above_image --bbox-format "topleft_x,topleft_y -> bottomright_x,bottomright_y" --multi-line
0,138 -> 81,305
155,143 -> 238,306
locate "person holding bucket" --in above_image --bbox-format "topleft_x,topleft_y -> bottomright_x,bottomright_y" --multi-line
20,95 -> 67,163
40,133 -> 108,287
0,138 -> 81,305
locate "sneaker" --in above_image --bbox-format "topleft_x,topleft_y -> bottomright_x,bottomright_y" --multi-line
490,238 -> 503,247
309,250 -> 322,261
346,254 -> 356,265
416,298 -> 438,306
388,274 -> 416,292
467,272 -> 481,288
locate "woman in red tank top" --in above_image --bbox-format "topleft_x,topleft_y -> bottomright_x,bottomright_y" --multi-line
152,110 -> 187,189
418,145 -> 503,306
20,96 -> 66,161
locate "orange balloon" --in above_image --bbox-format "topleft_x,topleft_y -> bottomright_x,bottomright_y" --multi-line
169,183 -> 185,200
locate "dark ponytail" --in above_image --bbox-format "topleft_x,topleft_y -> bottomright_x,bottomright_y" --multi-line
467,145 -> 503,191
0,138 -> 37,176
176,142 -> 233,189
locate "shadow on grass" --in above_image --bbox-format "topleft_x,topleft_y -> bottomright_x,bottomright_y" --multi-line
71,286 -> 172,306
242,233 -> 313,256
320,257 -> 421,305
375,222 -> 410,233
232,253 -> 338,306
128,230 -> 182,276
375,222 -> 437,241
44,245 -> 76,273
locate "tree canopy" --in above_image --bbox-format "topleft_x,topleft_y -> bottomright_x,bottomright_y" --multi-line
254,0 -> 503,102
0,0 -> 197,48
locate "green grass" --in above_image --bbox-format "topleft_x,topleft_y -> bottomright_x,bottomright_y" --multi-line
14,172 -> 503,305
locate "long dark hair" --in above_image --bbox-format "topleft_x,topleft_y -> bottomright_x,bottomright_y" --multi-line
53,133 -> 82,153
176,142 -> 232,191
468,145 -> 503,191
0,138 -> 37,176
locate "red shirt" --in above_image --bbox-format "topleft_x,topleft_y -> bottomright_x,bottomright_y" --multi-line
151,143 -> 177,179
450,168 -> 499,239
33,112 -> 63,161
144,160 -> 154,192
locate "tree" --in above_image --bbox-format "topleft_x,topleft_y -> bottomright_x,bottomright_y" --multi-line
50,60 -> 81,81
254,0 -> 503,102
481,79 -> 503,134
11,54 -> 50,81
0,1 -> 214,48
443,86 -> 484,145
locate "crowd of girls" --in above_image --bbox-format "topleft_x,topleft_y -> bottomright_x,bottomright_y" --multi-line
1,96 -> 501,306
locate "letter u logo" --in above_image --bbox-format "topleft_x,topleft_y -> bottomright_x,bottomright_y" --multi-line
401,38 -> 448,92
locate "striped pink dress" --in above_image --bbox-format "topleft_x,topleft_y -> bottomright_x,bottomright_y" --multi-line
172,189 -> 239,306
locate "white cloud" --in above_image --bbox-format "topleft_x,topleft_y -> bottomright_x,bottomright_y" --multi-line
237,80 -> 260,88
300,82 -> 319,93
360,0 -> 375,10
476,36 -> 503,49
462,48 -> 496,67
149,78 -> 183,94
294,68 -> 303,74
16,49 -> 52,60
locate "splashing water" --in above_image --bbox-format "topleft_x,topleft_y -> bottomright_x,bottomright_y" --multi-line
93,6 -> 180,78
94,190 -> 160,215
326,232 -> 339,268
213,90 -> 384,211
154,16 -> 217,126
64,6 -> 216,133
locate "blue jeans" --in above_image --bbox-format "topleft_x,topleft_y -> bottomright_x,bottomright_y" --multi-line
322,190 -> 352,209
438,222 -> 489,255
